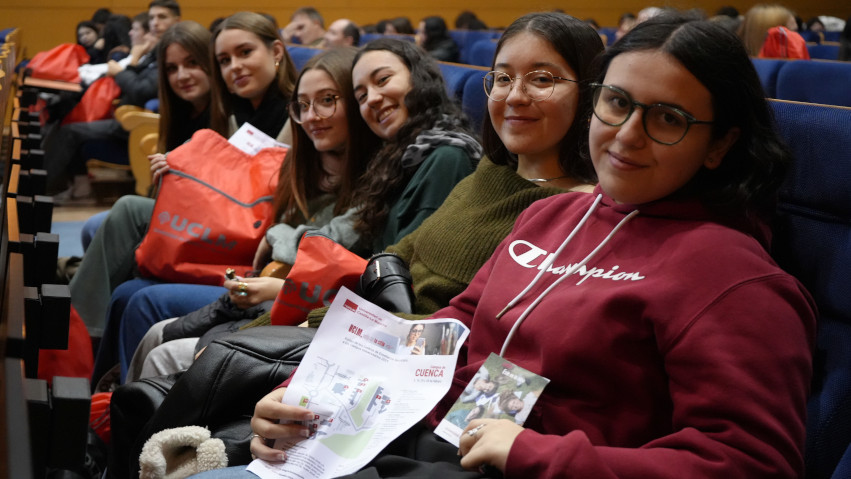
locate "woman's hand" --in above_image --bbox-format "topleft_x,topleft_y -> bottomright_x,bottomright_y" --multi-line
253,237 -> 273,271
149,153 -> 169,182
224,276 -> 284,309
458,419 -> 524,473
249,387 -> 315,462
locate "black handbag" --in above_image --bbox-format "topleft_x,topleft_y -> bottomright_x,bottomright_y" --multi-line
357,252 -> 416,314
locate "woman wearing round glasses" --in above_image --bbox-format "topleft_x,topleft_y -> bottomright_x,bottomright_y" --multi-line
204,14 -> 814,479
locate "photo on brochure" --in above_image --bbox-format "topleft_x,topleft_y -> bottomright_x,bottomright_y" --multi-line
394,321 -> 465,356
434,352 -> 550,446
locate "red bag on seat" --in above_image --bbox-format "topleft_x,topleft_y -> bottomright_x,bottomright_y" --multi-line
27,43 -> 89,83
270,233 -> 367,326
134,129 -> 287,285
37,305 -> 94,383
62,76 -> 121,124
759,26 -> 811,59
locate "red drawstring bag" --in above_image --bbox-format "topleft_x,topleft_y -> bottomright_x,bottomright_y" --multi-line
27,43 -> 89,83
62,76 -> 121,124
270,232 -> 367,326
90,392 -> 113,444
135,129 -> 287,285
759,26 -> 811,59
38,305 -> 94,383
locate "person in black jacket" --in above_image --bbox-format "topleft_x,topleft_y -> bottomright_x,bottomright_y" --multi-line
416,16 -> 460,63
43,0 -> 181,200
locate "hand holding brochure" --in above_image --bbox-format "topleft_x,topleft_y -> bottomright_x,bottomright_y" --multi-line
247,287 -> 469,479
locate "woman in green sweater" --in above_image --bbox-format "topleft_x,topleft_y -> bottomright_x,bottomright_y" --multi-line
307,11 -> 604,322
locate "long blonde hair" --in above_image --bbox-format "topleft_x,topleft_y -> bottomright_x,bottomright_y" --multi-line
738,4 -> 796,56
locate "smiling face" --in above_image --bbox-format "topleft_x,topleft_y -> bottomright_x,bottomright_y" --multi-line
165,43 -> 210,114
297,69 -> 349,154
488,32 -> 579,167
215,28 -> 283,109
352,50 -> 412,140
589,50 -> 732,205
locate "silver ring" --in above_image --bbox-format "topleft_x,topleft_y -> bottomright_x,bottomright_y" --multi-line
466,424 -> 485,437
252,433 -> 264,441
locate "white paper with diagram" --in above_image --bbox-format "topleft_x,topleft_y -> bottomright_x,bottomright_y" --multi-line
247,286 -> 469,479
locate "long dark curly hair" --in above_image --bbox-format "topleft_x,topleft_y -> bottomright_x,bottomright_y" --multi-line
350,38 -> 473,241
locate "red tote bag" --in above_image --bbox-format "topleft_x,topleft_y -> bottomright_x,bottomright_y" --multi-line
62,76 -> 121,124
270,232 -> 367,326
27,43 -> 89,83
135,129 -> 287,285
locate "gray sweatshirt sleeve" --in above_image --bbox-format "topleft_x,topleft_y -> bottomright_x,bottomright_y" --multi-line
265,206 -> 362,265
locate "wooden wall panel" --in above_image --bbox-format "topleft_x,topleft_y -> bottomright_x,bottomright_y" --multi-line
2,0 -> 849,62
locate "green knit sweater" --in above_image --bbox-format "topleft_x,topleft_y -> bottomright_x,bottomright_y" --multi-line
242,157 -> 571,329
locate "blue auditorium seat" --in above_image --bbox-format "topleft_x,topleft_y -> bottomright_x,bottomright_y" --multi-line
807,44 -> 840,60
436,62 -> 487,134
799,30 -> 823,43
437,62 -> 478,102
768,99 -> 851,479
144,98 -> 159,113
360,33 -> 415,45
461,69 -> 487,134
823,31 -> 841,42
450,30 -> 501,65
775,60 -> 851,107
286,46 -> 323,72
751,58 -> 787,98
598,27 -> 617,46
467,39 -> 497,67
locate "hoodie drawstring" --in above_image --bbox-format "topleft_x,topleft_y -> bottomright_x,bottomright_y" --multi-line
499,195 -> 639,356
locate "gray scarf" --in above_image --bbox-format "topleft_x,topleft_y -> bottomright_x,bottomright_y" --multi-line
401,119 -> 483,168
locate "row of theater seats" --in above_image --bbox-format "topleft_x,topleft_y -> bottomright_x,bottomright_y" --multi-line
752,57 -> 851,107
1,28 -> 93,479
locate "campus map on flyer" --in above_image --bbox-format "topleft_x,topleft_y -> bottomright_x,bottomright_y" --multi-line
247,287 -> 470,479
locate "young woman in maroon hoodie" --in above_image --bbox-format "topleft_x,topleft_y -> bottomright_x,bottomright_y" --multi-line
195,13 -> 815,479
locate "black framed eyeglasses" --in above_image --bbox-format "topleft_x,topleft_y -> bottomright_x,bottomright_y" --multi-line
483,70 -> 577,102
590,83 -> 714,145
288,94 -> 341,124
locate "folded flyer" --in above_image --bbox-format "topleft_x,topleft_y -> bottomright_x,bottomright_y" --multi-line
247,287 -> 469,479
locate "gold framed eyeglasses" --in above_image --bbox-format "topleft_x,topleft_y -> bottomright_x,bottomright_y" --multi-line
483,70 -> 577,102
288,94 -> 341,124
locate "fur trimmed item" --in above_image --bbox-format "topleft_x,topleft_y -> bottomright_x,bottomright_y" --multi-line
139,425 -> 227,479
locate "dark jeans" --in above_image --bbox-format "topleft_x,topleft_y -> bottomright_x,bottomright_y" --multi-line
42,118 -> 128,193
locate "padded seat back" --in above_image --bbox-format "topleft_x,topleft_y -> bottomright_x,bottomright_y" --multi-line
468,39 -> 497,67
285,46 -> 323,72
751,58 -> 787,98
450,30 -> 501,65
768,100 -> 851,479
776,60 -> 851,107
807,43 -> 840,60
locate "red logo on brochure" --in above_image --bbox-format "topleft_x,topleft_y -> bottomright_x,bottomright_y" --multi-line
344,299 -> 358,312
